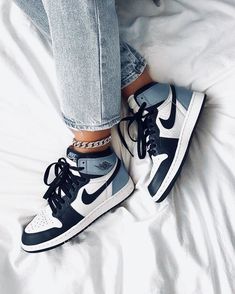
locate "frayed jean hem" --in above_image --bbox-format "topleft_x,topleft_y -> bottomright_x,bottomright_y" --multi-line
63,114 -> 121,131
121,61 -> 147,90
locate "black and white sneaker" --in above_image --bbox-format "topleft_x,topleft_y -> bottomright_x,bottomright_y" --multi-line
118,82 -> 205,202
21,147 -> 134,252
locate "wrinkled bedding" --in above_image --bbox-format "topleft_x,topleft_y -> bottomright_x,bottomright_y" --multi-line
0,0 -> 235,293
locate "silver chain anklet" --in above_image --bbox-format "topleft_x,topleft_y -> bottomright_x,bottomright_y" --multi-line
72,135 -> 112,149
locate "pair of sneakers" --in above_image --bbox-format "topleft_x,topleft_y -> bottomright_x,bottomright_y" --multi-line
21,82 -> 205,252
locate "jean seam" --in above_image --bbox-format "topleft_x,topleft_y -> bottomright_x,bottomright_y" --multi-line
94,0 -> 103,123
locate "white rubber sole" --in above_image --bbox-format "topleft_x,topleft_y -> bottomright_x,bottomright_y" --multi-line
21,178 -> 134,252
152,91 -> 205,202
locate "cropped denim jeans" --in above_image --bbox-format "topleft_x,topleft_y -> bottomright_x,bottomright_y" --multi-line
13,0 -> 147,130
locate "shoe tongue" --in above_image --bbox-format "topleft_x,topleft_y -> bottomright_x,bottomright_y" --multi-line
66,147 -> 116,177
128,82 -> 170,112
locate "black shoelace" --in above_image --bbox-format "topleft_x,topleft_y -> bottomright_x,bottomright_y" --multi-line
118,102 -> 160,159
43,158 -> 86,214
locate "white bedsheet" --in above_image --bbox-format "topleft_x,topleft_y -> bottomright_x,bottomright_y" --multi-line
1,0 -> 235,293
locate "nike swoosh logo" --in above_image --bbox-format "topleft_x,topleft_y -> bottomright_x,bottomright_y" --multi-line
159,85 -> 176,129
81,159 -> 121,205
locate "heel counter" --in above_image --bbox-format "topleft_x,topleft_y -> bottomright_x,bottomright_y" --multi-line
112,161 -> 130,195
175,86 -> 193,110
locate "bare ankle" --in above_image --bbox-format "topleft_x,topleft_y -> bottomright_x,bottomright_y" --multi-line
122,67 -> 155,99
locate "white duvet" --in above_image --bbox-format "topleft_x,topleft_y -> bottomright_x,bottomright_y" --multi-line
0,0 -> 235,293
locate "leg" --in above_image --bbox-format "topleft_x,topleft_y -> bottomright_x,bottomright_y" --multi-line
14,0 -> 120,153
13,0 -> 147,152
15,0 -> 136,252
122,68 -> 154,99
13,0 -> 154,106
14,1 -> 206,205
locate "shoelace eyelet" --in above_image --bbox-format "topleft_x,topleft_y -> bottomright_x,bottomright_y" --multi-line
118,102 -> 161,159
43,158 -> 86,214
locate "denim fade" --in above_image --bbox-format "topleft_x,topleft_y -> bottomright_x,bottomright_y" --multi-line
14,0 -> 147,130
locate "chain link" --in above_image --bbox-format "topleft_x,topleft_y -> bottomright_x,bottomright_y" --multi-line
72,135 -> 111,149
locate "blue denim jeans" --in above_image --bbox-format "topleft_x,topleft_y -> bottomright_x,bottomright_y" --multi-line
13,0 -> 147,130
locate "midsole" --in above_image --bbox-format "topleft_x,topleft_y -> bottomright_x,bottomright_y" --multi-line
22,178 -> 134,252
151,91 -> 205,201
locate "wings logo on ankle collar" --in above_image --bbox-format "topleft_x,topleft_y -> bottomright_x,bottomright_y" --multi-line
81,159 -> 121,205
95,161 -> 113,171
